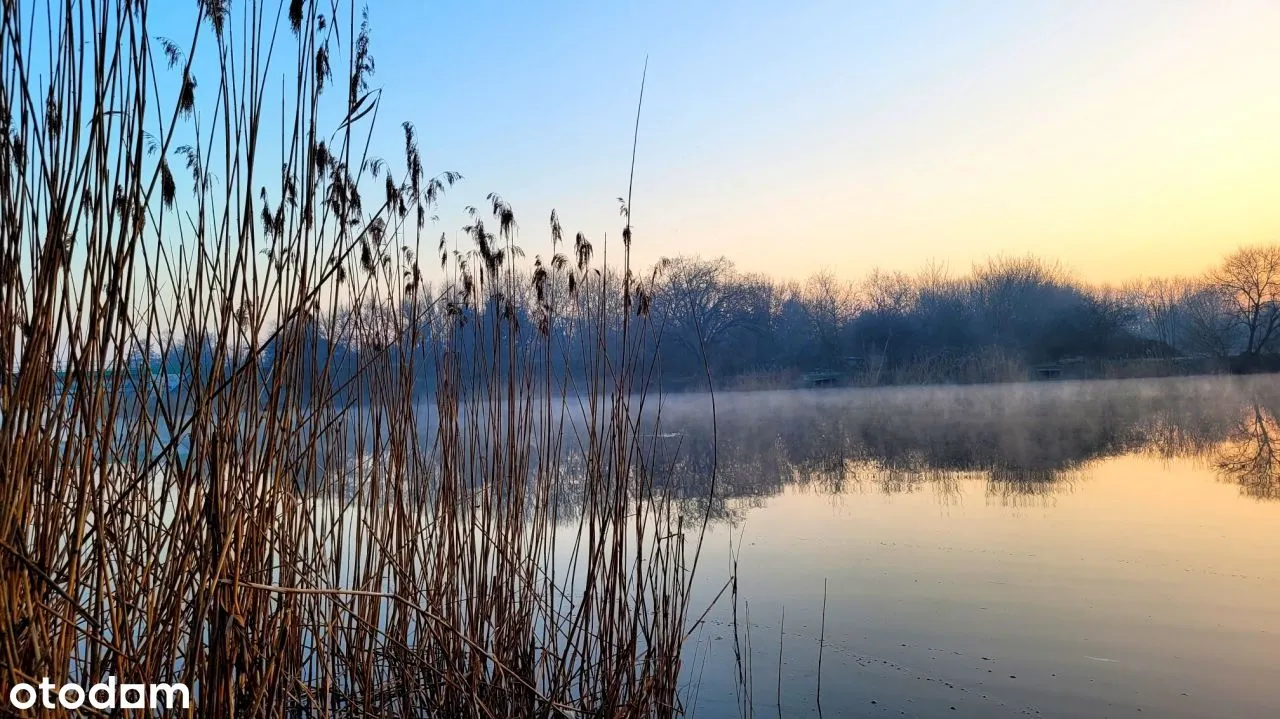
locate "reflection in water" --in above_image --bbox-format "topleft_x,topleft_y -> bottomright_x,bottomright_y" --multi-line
637,376 -> 1280,519
186,377 -> 1280,520
656,376 -> 1280,719
1216,402 -> 1280,501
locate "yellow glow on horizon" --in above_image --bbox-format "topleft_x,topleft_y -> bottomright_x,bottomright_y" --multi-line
639,2 -> 1280,286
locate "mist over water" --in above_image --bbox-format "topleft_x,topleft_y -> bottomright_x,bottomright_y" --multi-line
644,375 -> 1280,718
649,375 -> 1278,507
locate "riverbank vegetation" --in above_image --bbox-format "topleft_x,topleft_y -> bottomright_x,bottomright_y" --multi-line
616,245 -> 1280,389
155,243 -> 1280,397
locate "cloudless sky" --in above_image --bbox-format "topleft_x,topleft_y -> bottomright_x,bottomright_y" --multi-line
352,1 -> 1280,284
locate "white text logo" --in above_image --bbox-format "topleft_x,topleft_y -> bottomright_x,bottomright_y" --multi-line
8,676 -> 190,710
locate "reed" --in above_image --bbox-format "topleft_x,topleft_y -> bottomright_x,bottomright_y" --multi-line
0,1 -> 702,716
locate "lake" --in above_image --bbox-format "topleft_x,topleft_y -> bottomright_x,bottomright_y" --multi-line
659,376 -> 1280,718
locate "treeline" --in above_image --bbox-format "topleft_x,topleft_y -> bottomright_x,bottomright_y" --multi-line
153,242 -> 1280,395
646,244 -> 1280,388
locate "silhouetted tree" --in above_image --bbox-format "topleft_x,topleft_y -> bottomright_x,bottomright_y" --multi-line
1207,244 -> 1280,357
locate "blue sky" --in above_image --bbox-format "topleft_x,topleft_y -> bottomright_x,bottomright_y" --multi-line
142,0 -> 1280,284
368,0 -> 1050,274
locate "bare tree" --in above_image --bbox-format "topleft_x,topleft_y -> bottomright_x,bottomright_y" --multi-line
860,268 -> 917,316
655,256 -> 759,356
1181,284 -> 1239,358
1207,244 -> 1280,357
803,271 -> 858,361
965,255 -> 1075,353
1124,276 -> 1190,352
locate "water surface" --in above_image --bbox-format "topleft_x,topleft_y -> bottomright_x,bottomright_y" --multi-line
671,376 -> 1280,718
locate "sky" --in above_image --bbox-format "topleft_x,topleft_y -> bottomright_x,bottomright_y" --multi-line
350,0 -> 1280,286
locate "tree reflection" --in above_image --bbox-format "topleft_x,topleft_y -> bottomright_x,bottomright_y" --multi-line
367,378 -> 1280,526
635,377 -> 1280,520
1215,403 -> 1280,501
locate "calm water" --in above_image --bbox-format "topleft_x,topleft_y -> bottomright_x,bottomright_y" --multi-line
666,376 -> 1280,718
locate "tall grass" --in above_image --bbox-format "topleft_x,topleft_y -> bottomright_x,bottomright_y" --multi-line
0,1 -> 703,715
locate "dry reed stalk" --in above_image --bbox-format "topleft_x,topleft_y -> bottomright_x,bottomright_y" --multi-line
0,2 -> 710,716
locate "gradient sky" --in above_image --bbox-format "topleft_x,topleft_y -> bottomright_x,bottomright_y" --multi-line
353,1 -> 1280,283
